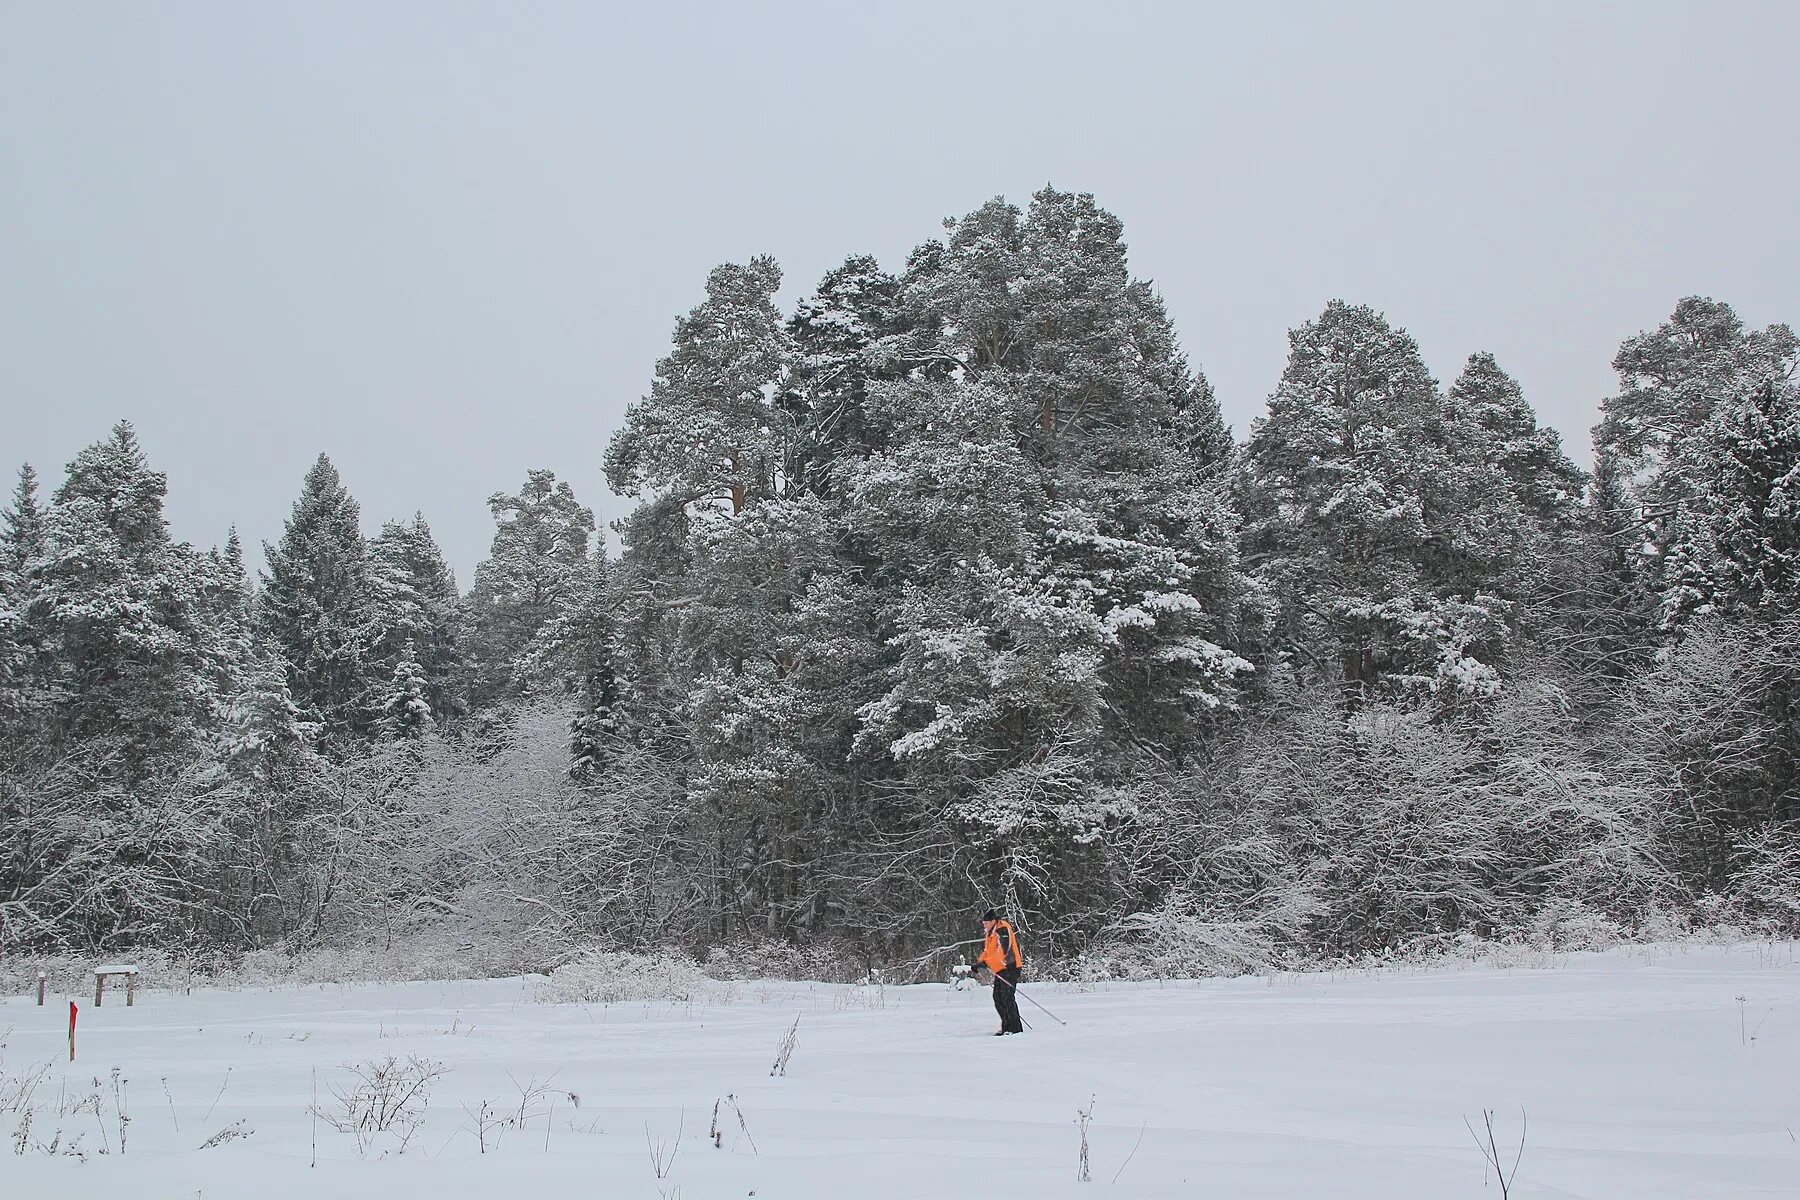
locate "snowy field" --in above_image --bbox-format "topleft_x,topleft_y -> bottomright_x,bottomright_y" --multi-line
3,943 -> 1798,1199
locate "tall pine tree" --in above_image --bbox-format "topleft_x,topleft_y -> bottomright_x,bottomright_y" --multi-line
1596,297 -> 1798,632
465,470 -> 595,709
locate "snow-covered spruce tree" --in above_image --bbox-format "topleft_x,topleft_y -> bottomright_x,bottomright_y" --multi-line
188,527 -> 256,735
463,470 -> 595,710
369,514 -> 465,727
29,423 -> 217,774
380,640 -> 435,740
1,464 -> 46,580
211,641 -> 329,944
0,464 -> 49,730
223,645 -> 319,787
260,455 -> 382,742
0,426 -> 241,947
1659,380 -> 1800,630
1596,297 -> 1798,634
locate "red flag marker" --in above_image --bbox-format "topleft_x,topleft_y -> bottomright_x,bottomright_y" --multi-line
69,1000 -> 78,1062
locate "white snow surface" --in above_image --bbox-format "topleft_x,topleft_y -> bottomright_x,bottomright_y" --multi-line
5,942 -> 1798,1198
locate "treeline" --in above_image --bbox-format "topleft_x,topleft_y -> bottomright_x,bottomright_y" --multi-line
2,187 -> 1796,972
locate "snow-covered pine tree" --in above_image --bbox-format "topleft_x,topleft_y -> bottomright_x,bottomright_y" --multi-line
1425,354 -> 1590,694
605,256 -> 794,514
464,470 -> 595,709
1448,353 -> 1586,537
781,254 -> 908,498
369,514 -> 465,727
1596,297 -> 1798,631
259,455 -> 382,742
511,543 -> 619,777
605,494 -> 695,753
608,256 -> 895,936
1238,302 -> 1508,705
845,189 -> 1250,930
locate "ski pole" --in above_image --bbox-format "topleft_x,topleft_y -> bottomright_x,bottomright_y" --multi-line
996,974 -> 1067,1026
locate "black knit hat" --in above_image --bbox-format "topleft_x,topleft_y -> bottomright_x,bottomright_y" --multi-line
981,908 -> 999,922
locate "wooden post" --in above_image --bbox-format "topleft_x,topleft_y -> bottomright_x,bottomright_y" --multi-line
95,972 -> 105,1007
36,972 -> 46,1006
126,973 -> 136,1007
68,1001 -> 77,1062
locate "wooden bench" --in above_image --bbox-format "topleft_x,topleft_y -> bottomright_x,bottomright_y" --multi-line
93,964 -> 139,1007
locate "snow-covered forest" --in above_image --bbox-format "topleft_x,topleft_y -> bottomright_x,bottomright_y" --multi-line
3,187 -> 1796,974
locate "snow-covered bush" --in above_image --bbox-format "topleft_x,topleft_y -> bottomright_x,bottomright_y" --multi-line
535,949 -> 730,1005
1524,898 -> 1626,952
703,939 -> 863,983
1116,673 -> 1682,966
234,934 -> 544,987
1727,826 -> 1800,934
1068,920 -> 1283,981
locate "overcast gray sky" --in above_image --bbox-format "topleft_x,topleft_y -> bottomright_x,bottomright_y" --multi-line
4,1 -> 1796,583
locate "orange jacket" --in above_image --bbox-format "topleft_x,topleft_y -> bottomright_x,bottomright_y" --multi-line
977,919 -> 1025,974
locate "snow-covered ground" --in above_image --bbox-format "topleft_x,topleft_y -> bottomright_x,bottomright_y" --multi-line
3,942 -> 1797,1199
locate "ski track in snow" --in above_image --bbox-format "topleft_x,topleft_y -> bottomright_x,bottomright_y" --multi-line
3,942 -> 1797,1199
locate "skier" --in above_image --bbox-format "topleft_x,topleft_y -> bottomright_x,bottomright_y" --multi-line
975,908 -> 1026,1034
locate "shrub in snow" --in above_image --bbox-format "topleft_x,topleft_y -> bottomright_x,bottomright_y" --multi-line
311,1055 -> 447,1158
235,931 -> 544,987
1073,888 -> 1309,979
702,938 -> 863,983
535,949 -> 729,1005
1526,899 -> 1625,952
1728,826 -> 1800,935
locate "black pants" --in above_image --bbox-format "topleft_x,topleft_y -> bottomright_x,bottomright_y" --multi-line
991,967 -> 1023,1032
